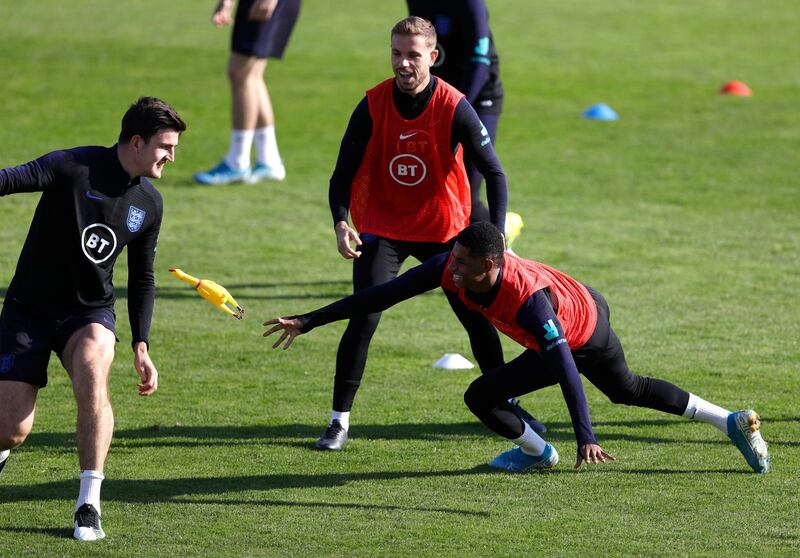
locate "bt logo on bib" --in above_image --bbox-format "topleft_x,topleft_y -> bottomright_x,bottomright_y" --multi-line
391,129 -> 431,186
389,154 -> 427,186
81,224 -> 118,264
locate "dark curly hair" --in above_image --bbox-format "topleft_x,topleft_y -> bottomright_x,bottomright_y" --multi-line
456,222 -> 505,266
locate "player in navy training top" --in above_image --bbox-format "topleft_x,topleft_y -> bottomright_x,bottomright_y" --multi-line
407,0 -> 504,223
264,223 -> 771,474
0,97 -> 186,540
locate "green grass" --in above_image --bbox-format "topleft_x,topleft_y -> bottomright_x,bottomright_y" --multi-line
1,0 -> 798,556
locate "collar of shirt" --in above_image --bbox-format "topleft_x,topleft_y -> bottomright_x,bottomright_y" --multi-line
106,144 -> 142,190
392,76 -> 438,120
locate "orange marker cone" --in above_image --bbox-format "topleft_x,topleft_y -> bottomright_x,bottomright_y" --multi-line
720,81 -> 752,96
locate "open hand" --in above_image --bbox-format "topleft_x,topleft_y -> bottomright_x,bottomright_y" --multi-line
263,317 -> 304,349
574,443 -> 615,468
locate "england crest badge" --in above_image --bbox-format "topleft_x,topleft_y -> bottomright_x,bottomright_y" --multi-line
127,206 -> 146,233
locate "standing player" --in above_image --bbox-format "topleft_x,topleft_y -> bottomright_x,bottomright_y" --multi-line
194,0 -> 301,185
264,222 -> 771,475
407,0 -> 510,229
0,97 -> 186,540
318,16 -> 541,452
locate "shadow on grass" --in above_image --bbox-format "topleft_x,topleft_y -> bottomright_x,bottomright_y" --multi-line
0,526 -> 71,539
1,467 -> 491,517
21,416 -> 800,451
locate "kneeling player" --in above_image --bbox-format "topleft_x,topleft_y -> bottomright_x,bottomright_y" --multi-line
263,222 -> 770,474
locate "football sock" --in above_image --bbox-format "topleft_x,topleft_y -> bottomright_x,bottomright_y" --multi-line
330,411 -> 350,431
513,422 -> 548,456
683,393 -> 730,434
76,470 -> 104,514
225,129 -> 255,171
254,126 -> 282,167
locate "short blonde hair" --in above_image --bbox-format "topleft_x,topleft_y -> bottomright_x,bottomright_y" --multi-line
391,16 -> 437,48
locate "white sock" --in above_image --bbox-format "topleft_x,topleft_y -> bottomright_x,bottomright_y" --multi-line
683,393 -> 730,434
512,422 -> 548,456
254,126 -> 282,167
77,470 -> 104,514
331,411 -> 350,431
0,449 -> 9,462
225,129 -> 254,170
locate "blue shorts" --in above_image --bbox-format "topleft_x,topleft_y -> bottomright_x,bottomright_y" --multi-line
0,300 -> 116,388
231,0 -> 301,59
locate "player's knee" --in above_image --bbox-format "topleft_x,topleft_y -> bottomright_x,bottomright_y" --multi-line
463,381 -> 486,414
0,424 -> 30,449
606,384 -> 638,406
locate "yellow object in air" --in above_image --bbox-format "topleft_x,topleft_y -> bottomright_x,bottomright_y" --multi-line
504,211 -> 524,249
169,268 -> 244,320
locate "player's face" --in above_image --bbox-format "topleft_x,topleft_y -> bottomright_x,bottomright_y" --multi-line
134,129 -> 180,179
448,242 -> 493,291
391,33 -> 438,96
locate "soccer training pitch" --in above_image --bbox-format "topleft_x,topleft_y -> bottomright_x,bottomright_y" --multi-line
0,1 -> 798,556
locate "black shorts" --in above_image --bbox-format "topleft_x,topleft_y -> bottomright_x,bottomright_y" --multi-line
231,0 -> 301,59
0,300 -> 116,388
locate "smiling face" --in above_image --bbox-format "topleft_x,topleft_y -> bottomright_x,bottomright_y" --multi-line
391,33 -> 438,96
131,129 -> 180,179
447,242 -> 496,292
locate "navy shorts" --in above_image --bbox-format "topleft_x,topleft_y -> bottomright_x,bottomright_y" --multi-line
0,300 -> 116,388
231,0 -> 301,59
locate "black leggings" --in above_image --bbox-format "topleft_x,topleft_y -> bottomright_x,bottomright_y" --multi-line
463,287 -> 690,440
332,235 -> 504,411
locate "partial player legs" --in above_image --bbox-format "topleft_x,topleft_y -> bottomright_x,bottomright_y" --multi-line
442,289 -> 504,373
195,53 -> 284,184
228,53 -> 269,132
578,288 -> 770,473
61,323 -> 116,540
464,351 -> 559,472
318,237 -> 404,450
0,380 -> 39,466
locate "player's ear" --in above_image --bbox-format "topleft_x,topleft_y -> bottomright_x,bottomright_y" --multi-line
129,134 -> 144,153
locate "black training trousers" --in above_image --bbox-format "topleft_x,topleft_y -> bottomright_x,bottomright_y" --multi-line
463,286 -> 691,440
332,235 -> 504,411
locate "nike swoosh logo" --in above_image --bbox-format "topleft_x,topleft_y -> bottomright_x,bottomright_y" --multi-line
84,191 -> 103,201
399,132 -> 417,140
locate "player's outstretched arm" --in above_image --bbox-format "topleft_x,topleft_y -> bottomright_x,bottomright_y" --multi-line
263,317 -> 306,350
334,220 -> 362,259
575,443 -> 616,468
133,341 -> 159,396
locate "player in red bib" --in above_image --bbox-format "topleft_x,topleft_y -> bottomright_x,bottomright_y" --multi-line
264,222 -> 771,475
319,16 -> 542,450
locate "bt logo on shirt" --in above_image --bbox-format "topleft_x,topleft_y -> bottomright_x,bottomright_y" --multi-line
390,129 -> 432,186
81,224 -> 118,264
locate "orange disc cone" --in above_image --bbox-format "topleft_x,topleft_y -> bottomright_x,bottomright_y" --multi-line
720,81 -> 752,96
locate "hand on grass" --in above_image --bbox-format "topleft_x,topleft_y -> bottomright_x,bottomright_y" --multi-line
574,443 -> 615,468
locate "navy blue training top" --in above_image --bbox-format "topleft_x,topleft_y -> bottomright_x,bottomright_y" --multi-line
0,145 -> 163,346
407,0 -> 503,108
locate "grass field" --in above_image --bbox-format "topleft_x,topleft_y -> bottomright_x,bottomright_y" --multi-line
1,0 -> 799,556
